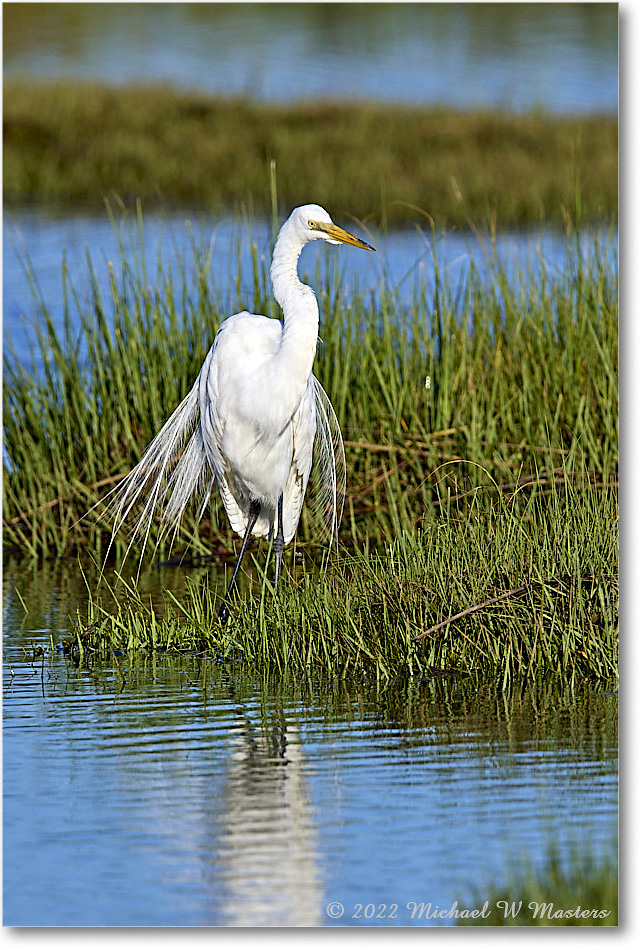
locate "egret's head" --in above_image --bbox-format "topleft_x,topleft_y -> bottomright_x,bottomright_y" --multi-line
288,204 -> 375,251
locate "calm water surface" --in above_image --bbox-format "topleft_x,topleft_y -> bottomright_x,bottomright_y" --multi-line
2,2 -> 618,113
2,560 -> 618,927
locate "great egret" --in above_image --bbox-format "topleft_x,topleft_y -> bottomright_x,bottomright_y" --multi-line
109,204 -> 375,621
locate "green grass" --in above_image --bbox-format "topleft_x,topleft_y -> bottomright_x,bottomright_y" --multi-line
70,471 -> 617,682
458,845 -> 618,926
3,80 -> 617,228
3,209 -> 618,679
3,212 -> 618,557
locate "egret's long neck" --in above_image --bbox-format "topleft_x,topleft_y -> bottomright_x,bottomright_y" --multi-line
270,225 -> 319,384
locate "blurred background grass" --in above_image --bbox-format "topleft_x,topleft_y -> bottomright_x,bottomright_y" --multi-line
4,79 -> 617,228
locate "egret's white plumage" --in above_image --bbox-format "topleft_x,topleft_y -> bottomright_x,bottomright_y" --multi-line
108,204 -> 374,619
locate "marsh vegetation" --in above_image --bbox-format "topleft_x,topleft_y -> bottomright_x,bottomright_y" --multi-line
3,81 -> 617,227
3,209 -> 618,681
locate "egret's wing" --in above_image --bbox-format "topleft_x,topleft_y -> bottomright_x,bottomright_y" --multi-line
102,347 -> 219,564
307,376 -> 346,544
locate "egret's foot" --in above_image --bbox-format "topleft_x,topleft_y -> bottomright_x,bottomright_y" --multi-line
218,601 -> 231,624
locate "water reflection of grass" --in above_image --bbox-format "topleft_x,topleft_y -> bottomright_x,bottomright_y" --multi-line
3,80 -> 617,228
3,210 -> 617,680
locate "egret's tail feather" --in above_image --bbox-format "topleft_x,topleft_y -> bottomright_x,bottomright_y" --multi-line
103,381 -> 213,566
309,377 -> 346,543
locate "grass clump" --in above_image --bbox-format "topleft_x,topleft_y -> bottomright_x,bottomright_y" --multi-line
70,471 -> 617,683
458,845 -> 617,926
3,80 -> 617,228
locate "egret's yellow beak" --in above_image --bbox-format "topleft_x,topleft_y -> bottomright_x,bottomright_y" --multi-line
313,221 -> 375,251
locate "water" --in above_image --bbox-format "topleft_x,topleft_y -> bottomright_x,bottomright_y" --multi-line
2,561 -> 618,927
2,2 -> 618,114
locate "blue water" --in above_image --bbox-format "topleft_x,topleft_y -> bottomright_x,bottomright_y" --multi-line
3,2 -> 618,114
2,603 -> 618,927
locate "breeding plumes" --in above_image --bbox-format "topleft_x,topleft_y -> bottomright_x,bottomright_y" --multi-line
108,204 -> 375,621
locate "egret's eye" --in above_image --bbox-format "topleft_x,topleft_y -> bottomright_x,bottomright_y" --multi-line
308,220 -> 316,229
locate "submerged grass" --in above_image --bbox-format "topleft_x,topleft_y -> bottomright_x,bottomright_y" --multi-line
3,209 -> 618,680
3,80 -> 617,228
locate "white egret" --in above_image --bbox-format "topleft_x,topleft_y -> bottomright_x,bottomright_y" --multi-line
109,204 -> 375,621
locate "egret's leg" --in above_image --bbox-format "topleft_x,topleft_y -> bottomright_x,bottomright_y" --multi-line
218,500 -> 261,623
274,494 -> 285,590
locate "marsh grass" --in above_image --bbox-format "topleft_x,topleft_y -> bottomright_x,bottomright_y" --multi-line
4,209 -> 618,678
3,211 -> 618,553
3,81 -> 618,228
458,845 -> 618,926
68,467 -> 617,682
